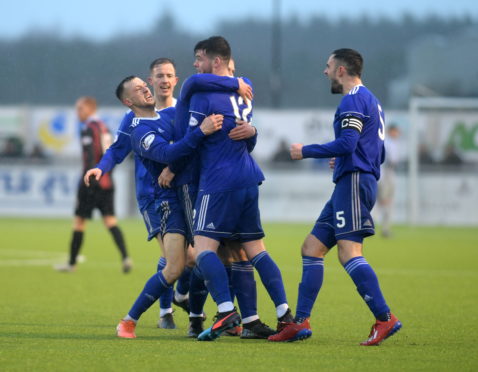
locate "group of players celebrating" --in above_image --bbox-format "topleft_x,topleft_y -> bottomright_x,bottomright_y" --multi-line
84,35 -> 402,345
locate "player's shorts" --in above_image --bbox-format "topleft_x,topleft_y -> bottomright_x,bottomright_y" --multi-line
74,183 -> 115,219
140,198 -> 162,241
193,185 -> 265,243
311,171 -> 377,248
176,183 -> 198,244
151,196 -> 188,242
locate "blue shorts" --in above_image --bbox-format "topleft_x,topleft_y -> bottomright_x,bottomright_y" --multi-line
311,172 -> 377,248
193,185 -> 265,242
141,197 -> 187,241
176,183 -> 198,245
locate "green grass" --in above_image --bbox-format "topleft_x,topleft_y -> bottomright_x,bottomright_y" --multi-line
0,218 -> 477,371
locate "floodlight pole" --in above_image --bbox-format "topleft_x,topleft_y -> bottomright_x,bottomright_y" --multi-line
271,0 -> 282,108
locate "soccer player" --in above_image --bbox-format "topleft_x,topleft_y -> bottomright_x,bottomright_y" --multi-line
161,46 -> 276,339
183,36 -> 292,341
268,49 -> 402,345
54,97 -> 131,273
113,75 -> 233,339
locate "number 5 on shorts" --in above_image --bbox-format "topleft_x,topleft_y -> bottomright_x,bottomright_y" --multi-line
336,211 -> 346,228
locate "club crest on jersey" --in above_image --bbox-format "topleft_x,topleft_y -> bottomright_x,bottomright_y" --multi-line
142,134 -> 155,150
189,116 -> 199,127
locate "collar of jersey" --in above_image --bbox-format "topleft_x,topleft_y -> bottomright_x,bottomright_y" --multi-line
135,113 -> 160,120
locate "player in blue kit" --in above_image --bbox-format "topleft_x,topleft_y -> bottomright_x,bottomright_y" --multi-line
85,58 -> 249,329
163,49 -> 275,339
114,75 -> 224,338
269,49 -> 402,345
182,36 -> 292,341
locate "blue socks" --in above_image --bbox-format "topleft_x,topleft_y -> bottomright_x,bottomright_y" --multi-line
196,251 -> 232,306
251,251 -> 288,309
156,257 -> 173,310
224,264 -> 235,303
175,265 -> 192,297
231,261 -> 257,320
296,256 -> 324,319
128,271 -> 171,321
189,266 -> 209,315
343,256 -> 390,319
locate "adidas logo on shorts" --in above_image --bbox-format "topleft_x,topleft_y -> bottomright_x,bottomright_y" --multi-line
206,222 -> 216,230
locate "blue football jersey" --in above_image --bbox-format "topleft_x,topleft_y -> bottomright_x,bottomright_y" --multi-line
129,107 -> 207,197
96,109 -> 156,208
188,80 -> 264,193
302,85 -> 385,182
170,74 -> 258,187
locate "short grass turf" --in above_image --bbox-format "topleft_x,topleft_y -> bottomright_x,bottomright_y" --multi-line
0,218 -> 477,371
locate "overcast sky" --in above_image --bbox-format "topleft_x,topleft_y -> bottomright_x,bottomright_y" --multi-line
3,0 -> 478,40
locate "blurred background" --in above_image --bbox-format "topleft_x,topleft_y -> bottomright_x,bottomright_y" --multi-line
1,0 -> 478,226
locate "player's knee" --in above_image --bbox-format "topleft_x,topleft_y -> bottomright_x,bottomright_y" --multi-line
301,234 -> 328,258
164,262 -> 185,281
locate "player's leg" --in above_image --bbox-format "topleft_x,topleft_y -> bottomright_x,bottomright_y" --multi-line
173,246 -> 193,314
226,241 -> 276,339
100,188 -> 131,273
195,235 -> 241,341
335,172 -> 401,345
269,198 -> 336,342
117,232 -> 186,338
55,185 -> 90,272
155,236 -> 175,329
243,239 -> 291,321
140,202 -> 175,328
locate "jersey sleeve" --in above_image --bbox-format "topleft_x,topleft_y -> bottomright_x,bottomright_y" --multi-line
337,93 -> 366,133
130,123 -> 207,165
179,74 -> 239,101
96,112 -> 133,173
302,129 -> 360,158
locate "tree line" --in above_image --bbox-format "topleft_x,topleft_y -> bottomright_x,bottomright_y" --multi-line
0,13 -> 474,108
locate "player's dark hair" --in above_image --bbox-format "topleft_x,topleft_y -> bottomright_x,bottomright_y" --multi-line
203,36 -> 231,62
115,75 -> 137,101
149,58 -> 176,72
194,39 -> 208,53
332,48 -> 363,77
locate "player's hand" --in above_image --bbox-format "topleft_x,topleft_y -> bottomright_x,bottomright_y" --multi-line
329,157 -> 336,169
229,120 -> 256,140
237,78 -> 253,102
158,167 -> 175,188
290,143 -> 304,160
84,168 -> 102,186
200,114 -> 224,135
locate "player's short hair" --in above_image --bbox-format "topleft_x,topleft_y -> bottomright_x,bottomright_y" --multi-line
194,39 -> 209,53
115,75 -> 137,101
149,58 -> 176,72
78,96 -> 97,110
332,48 -> 363,77
202,36 -> 231,62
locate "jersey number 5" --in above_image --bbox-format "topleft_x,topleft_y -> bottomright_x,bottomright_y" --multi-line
378,104 -> 385,141
230,96 -> 252,122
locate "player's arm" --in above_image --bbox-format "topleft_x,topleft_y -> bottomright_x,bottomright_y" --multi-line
131,115 -> 223,164
228,120 -> 258,152
179,74 -> 253,102
291,117 -> 362,160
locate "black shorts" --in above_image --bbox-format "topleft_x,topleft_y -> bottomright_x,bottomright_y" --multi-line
74,184 -> 115,219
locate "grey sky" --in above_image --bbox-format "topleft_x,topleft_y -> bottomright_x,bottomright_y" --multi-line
4,0 -> 478,40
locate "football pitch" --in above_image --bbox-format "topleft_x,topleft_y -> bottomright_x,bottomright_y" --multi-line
0,218 -> 477,371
